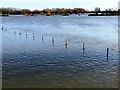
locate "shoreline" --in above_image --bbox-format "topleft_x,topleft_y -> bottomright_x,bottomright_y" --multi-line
0,14 -> 118,17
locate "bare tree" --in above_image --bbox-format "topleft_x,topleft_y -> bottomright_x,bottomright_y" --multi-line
94,7 -> 101,12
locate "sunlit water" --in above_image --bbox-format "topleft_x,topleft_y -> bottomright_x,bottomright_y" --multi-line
2,15 -> 118,88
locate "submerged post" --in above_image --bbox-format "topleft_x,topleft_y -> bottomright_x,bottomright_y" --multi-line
107,48 -> 109,60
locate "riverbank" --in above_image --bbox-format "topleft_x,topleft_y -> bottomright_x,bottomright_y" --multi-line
1,7 -> 118,17
0,14 -> 9,16
88,13 -> 118,16
0,13 -> 118,17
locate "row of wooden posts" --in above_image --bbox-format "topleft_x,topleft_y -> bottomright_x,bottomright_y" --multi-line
2,27 -> 109,60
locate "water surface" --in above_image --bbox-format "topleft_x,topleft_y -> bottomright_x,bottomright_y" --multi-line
2,15 -> 118,88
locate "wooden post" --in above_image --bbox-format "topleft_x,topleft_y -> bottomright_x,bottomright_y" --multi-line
32,33 -> 35,40
33,33 -> 35,37
2,27 -> 3,31
42,36 -> 44,42
65,40 -> 68,49
19,31 -> 22,35
83,43 -> 85,55
83,43 -> 85,49
14,30 -> 16,33
26,32 -> 27,36
52,38 -> 54,42
26,32 -> 27,38
107,48 -> 109,59
52,38 -> 55,45
33,33 -> 35,40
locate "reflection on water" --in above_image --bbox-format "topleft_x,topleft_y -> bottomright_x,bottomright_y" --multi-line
2,15 -> 118,88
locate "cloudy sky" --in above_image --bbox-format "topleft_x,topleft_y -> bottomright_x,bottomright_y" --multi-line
0,0 -> 119,10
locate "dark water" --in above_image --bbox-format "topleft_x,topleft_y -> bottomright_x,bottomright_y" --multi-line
2,15 -> 118,88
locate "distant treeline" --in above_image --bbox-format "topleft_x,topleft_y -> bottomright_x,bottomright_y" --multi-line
0,7 -> 86,16
0,7 -> 119,16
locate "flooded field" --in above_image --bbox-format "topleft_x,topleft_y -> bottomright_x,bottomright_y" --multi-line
2,15 -> 118,88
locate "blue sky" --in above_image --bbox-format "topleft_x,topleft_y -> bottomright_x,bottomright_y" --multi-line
0,0 -> 119,10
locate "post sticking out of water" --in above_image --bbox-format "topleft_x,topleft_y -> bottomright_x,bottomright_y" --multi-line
52,38 -> 55,45
19,31 -> 22,35
2,27 -> 3,31
33,33 -> 35,37
52,38 -> 54,42
83,43 -> 85,55
42,36 -> 44,42
32,33 -> 35,40
83,43 -> 85,49
65,40 -> 68,49
26,32 -> 27,36
14,29 -> 16,33
26,32 -> 28,38
33,33 -> 35,40
107,48 -> 109,60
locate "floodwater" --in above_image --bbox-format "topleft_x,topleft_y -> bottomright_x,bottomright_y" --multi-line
2,15 -> 118,88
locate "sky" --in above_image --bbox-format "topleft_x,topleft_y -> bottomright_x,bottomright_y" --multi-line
0,0 -> 119,10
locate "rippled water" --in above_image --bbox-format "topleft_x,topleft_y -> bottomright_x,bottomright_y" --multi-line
2,15 -> 118,88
